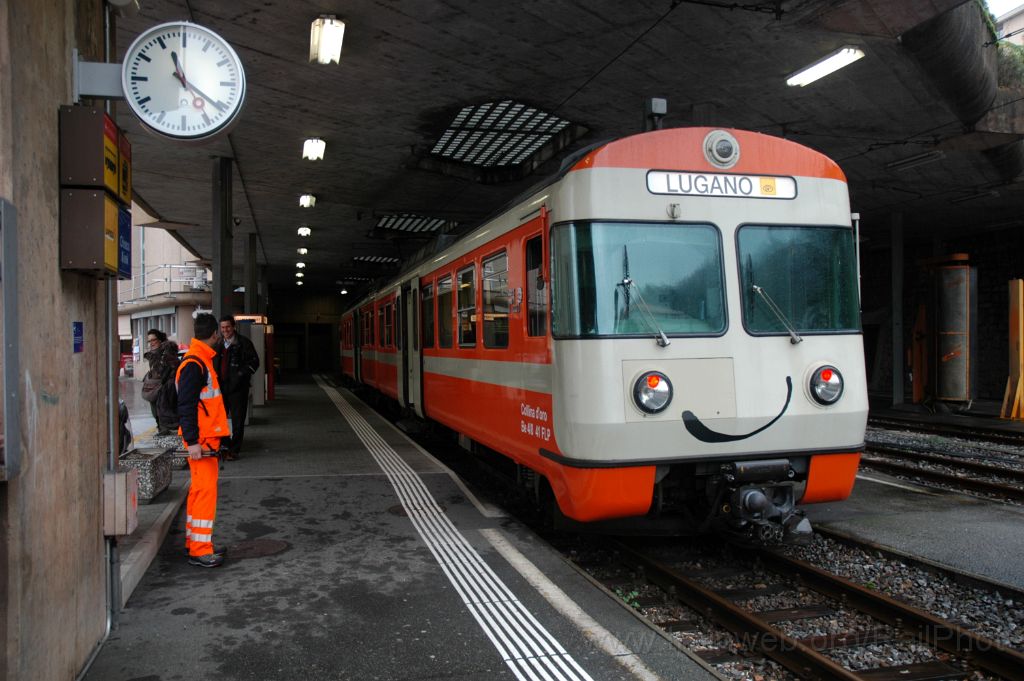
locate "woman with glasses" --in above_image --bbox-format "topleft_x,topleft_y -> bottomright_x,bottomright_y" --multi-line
144,328 -> 181,436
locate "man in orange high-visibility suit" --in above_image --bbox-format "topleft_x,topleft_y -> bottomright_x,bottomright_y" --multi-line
176,312 -> 231,568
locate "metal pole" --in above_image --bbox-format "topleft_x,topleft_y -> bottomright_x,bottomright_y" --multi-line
211,157 -> 233,320
244,233 -> 257,313
891,213 -> 904,406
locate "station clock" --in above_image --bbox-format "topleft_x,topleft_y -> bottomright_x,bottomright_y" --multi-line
120,21 -> 246,141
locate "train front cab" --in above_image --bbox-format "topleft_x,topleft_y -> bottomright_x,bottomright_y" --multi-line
537,128 -> 867,543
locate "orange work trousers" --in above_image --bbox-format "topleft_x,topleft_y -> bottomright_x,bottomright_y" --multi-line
185,453 -> 220,557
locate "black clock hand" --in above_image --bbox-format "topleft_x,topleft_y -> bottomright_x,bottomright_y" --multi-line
170,51 -> 187,86
169,51 -> 226,112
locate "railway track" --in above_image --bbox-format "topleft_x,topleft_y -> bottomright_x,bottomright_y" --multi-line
867,416 -> 1024,447
862,443 -> 1024,503
576,539 -> 1024,680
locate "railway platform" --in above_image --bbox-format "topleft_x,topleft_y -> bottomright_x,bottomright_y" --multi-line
868,394 -> 1024,436
89,376 -> 719,681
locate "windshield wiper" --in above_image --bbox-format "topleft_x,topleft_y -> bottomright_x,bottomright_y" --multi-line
751,284 -> 802,344
619,276 -> 671,347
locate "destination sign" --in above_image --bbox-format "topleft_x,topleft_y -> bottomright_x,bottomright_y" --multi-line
647,171 -> 797,199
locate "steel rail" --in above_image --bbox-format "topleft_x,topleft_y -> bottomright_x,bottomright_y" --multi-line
867,443 -> 1024,483
756,550 -> 1024,681
868,416 -> 1024,446
614,543 -> 865,681
861,456 -> 1024,502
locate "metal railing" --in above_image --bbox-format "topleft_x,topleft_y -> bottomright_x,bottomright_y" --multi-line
117,264 -> 211,305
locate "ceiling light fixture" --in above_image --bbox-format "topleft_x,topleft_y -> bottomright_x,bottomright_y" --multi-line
302,138 -> 326,160
297,247 -> 308,255
296,262 -> 306,269
309,15 -> 345,65
299,194 -> 317,208
295,272 -> 304,278
949,189 -> 999,204
296,280 -> 304,286
885,150 -> 945,171
786,46 -> 865,87
297,226 -> 312,237
340,288 -> 348,295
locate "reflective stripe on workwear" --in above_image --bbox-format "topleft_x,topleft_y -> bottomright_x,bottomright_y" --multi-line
186,455 -> 219,557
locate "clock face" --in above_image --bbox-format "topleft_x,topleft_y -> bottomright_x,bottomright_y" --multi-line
121,21 -> 246,141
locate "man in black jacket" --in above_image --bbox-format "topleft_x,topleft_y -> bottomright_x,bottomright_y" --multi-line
216,315 -> 260,460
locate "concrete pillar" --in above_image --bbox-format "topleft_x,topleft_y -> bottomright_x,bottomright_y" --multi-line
244,233 -> 257,313
258,265 -> 269,315
212,157 -> 233,320
891,213 -> 904,406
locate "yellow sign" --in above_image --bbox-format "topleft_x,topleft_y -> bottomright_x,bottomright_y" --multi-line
104,194 -> 119,274
103,115 -> 119,196
759,177 -> 777,196
118,131 -> 132,205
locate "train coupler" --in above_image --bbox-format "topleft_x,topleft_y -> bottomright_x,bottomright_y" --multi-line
719,481 -> 811,545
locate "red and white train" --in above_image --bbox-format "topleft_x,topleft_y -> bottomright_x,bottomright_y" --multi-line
341,127 -> 866,543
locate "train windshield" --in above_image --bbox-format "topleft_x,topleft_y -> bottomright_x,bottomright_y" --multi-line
737,225 -> 860,334
551,221 -> 726,338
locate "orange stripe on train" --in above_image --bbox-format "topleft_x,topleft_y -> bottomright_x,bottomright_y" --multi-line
572,127 -> 847,182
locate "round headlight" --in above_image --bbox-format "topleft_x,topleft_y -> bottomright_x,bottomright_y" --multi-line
634,371 -> 673,414
810,365 -> 843,405
703,130 -> 740,168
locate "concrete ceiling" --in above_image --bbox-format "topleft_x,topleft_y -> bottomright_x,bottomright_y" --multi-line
114,0 -> 1024,300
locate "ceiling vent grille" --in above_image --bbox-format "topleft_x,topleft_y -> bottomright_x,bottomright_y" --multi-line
420,100 -> 587,183
353,255 -> 400,264
374,213 -> 452,234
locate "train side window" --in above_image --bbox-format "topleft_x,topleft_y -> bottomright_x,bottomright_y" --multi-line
378,306 -> 386,348
458,265 -> 477,347
483,251 -> 509,348
384,303 -> 393,348
362,311 -> 372,346
526,235 -> 547,336
421,284 -> 435,348
438,275 -> 453,348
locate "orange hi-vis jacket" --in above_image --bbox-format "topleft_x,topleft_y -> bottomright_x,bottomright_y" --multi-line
175,338 -> 230,451
176,337 -> 230,557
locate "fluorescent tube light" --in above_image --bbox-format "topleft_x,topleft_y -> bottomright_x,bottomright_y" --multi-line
310,16 -> 345,64
299,194 -> 317,208
885,150 -> 945,171
786,46 -> 865,87
949,189 -> 998,204
297,226 -> 312,237
297,247 -> 308,255
302,138 -> 325,160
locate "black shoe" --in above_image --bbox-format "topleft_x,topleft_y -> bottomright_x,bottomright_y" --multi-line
185,545 -> 226,558
188,553 -> 224,568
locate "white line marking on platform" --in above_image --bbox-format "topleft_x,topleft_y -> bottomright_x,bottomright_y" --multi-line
481,529 -> 664,681
315,376 -> 592,681
370,405 -> 507,519
856,474 -> 943,494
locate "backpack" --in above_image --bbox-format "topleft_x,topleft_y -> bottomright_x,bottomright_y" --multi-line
164,355 -> 209,417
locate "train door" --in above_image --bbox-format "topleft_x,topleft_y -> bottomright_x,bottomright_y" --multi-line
352,311 -> 362,383
394,287 -> 406,407
402,278 -> 421,414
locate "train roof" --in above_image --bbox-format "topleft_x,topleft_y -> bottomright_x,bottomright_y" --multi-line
344,127 -> 847,313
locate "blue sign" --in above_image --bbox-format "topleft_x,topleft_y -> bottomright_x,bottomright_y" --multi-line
117,206 -> 131,280
73,321 -> 84,353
